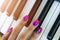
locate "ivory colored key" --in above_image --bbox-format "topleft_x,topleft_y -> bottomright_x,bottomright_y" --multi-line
1,0 -> 27,34
11,0 -> 36,29
0,0 -> 18,34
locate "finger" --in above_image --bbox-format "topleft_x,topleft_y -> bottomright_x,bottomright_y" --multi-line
2,27 -> 13,40
17,19 -> 40,40
30,27 -> 42,40
8,15 -> 29,40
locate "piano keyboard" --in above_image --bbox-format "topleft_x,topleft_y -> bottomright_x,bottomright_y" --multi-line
0,0 -> 60,40
52,26 -> 60,40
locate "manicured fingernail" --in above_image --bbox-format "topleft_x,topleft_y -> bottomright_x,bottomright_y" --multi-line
7,27 -> 13,32
33,20 -> 40,26
35,27 -> 42,34
23,15 -> 29,21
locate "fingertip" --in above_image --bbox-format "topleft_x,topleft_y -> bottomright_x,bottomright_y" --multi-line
7,27 -> 13,32
33,20 -> 40,26
23,15 -> 29,21
35,27 -> 42,34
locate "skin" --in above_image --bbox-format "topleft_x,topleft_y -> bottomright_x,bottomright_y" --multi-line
2,28 -> 12,40
2,15 -> 29,40
2,20 -> 39,40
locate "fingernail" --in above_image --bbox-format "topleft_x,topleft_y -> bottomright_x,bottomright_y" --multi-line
33,20 -> 40,26
35,27 -> 42,34
7,27 -> 13,32
23,15 -> 29,21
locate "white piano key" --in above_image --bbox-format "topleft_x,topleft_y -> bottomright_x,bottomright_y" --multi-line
40,2 -> 60,40
52,26 -> 60,40
0,11 -> 2,16
20,26 -> 27,34
11,0 -> 36,29
39,36 -> 48,40
37,1 -> 59,40
0,16 -> 13,34
0,12 -> 8,29
10,20 -> 17,29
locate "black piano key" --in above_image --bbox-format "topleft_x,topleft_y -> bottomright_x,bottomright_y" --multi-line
47,13 -> 60,40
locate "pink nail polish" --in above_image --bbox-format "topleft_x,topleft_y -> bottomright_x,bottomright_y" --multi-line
33,20 -> 40,26
23,15 -> 29,21
7,27 -> 13,32
35,27 -> 42,34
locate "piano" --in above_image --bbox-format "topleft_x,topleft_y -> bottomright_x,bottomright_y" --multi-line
0,0 -> 60,40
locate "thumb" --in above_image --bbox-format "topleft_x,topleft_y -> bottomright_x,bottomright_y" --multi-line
2,27 -> 13,40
